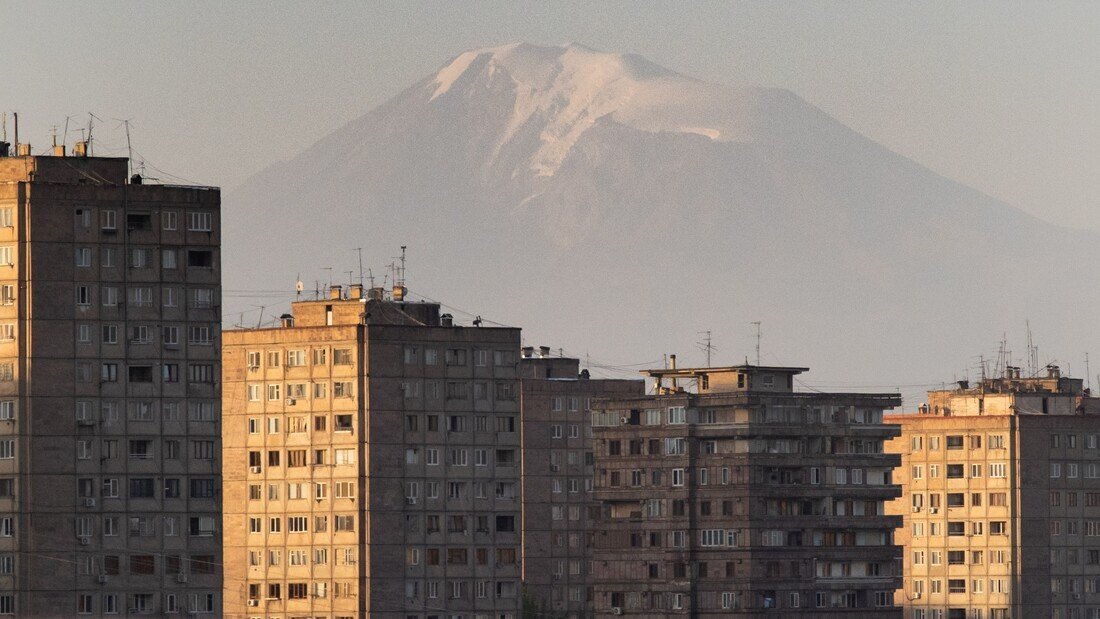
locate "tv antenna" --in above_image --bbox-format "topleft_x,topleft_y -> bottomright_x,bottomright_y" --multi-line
751,321 -> 762,366
367,268 -> 376,289
399,245 -> 407,286
123,119 -> 133,179
696,330 -> 717,367
353,247 -> 364,287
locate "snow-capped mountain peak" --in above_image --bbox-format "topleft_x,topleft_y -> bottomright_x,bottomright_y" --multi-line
429,43 -> 763,176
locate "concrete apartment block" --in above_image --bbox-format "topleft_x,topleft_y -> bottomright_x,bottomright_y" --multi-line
590,364 -> 903,617
223,288 -> 523,618
518,350 -> 642,616
0,149 -> 222,616
888,366 -> 1100,619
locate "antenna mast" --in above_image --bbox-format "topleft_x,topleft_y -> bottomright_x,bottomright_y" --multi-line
696,330 -> 717,367
354,248 -> 364,288
124,119 -> 133,179
398,245 -> 407,287
751,321 -> 762,366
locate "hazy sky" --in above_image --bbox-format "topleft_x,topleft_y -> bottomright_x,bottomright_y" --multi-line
5,1 -> 1098,230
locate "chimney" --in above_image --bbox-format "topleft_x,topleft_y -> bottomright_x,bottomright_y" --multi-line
440,313 -> 453,327
348,284 -> 363,300
52,145 -> 65,157
539,346 -> 551,358
329,285 -> 342,300
16,144 -> 31,157
0,142 -> 8,157
392,285 -> 407,302
521,346 -> 534,359
957,380 -> 969,390
1048,364 -> 1061,379
279,314 -> 295,328
73,141 -> 88,157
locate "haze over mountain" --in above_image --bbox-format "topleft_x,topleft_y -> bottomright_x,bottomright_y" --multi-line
225,43 -> 1099,402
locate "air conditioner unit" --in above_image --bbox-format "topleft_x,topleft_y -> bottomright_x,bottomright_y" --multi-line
619,416 -> 629,425
912,506 -> 921,512
285,398 -> 296,406
1074,593 -> 1082,600
550,464 -> 560,472
249,466 -> 262,474
79,536 -> 90,545
247,600 -> 259,607
913,592 -> 921,599
612,607 -> 623,615
83,498 -> 96,508
176,573 -> 188,583
929,508 -> 938,514
97,574 -> 108,584
406,497 -> 417,505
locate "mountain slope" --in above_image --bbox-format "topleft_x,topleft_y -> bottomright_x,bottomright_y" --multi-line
225,43 -> 1099,396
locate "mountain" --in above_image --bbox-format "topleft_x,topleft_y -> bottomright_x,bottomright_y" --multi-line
225,43 -> 1100,400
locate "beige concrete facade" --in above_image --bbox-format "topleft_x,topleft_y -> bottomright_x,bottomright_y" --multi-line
887,368 -> 1100,619
0,153 -> 222,615
590,365 -> 903,617
223,291 -> 523,618
518,352 -> 642,617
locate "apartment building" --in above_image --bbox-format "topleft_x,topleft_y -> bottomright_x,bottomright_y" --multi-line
518,348 -> 642,617
887,366 -> 1100,619
223,286 -> 523,618
0,147 -> 222,615
591,363 -> 904,617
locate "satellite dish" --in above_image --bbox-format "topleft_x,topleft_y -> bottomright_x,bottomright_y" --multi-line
295,280 -> 304,293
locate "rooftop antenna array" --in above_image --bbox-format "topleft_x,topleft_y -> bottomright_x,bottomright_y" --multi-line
751,321 -> 762,366
696,330 -> 717,367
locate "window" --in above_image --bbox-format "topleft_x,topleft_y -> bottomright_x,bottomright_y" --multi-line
191,288 -> 214,308
668,406 -> 686,424
127,286 -> 152,306
989,463 -> 1006,478
75,247 -> 91,267
129,248 -> 150,269
186,250 -> 213,268
188,212 -> 212,231
163,211 -> 177,230
188,325 -> 212,345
